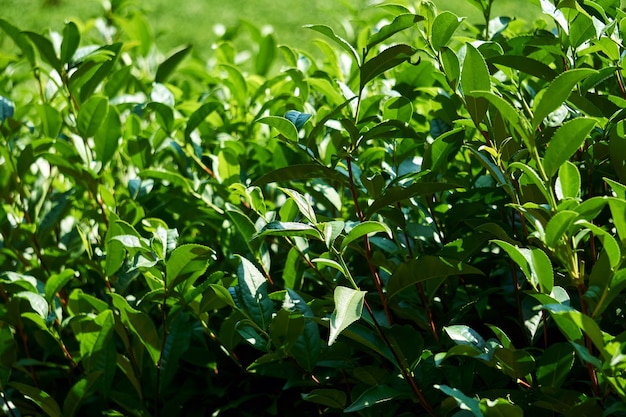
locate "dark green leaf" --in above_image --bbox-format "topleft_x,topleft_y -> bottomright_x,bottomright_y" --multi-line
60,21 -> 80,65
253,163 -> 349,186
10,382 -> 62,417
344,385 -> 401,412
532,69 -> 596,130
367,14 -> 423,51
155,44 -> 191,83
302,389 -> 346,409
542,118 -> 596,178
360,44 -> 416,90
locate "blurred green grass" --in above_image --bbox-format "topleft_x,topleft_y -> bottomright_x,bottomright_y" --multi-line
1,0 -> 616,54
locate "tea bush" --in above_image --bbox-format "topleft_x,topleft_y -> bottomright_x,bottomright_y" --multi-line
1,0 -> 625,416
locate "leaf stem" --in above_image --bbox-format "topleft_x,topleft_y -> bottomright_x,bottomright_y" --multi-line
346,156 -> 392,324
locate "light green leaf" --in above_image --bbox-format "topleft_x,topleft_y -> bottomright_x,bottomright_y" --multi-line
328,286 -> 367,346
542,118 -> 596,178
574,220 -> 621,269
341,221 -> 392,252
235,256 -> 273,330
431,11 -> 464,50
279,187 -> 317,224
37,103 -> 62,138
532,69 -> 596,130
555,161 -> 581,200
304,24 -> 360,65
257,115 -> 299,142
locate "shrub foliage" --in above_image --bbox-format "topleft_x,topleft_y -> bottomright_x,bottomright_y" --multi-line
1,0 -> 626,416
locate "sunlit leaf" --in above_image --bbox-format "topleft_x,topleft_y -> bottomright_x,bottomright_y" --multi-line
328,286 -> 366,346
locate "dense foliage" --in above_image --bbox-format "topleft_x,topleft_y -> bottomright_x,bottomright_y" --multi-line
1,0 -> 626,416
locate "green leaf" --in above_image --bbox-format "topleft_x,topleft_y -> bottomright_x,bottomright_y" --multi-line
44,269 -> 75,303
532,69 -> 596,130
542,118 -> 596,178
302,389 -> 347,409
166,244 -> 214,290
78,43 -> 121,102
37,103 -> 62,138
544,210 -> 579,248
461,43 -> 490,123
60,21 -> 80,65
574,220 -> 621,269
184,101 -> 221,140
555,161 -> 581,200
257,115 -> 299,142
110,293 -> 161,364
158,313 -> 192,392
541,304 -> 607,358
269,308 -> 304,352
77,95 -> 109,138
431,11 -> 463,50
492,241 -> 553,293
388,256 -> 484,298
344,385 -> 401,412
366,14 -> 423,51
9,382 -> 61,417
155,44 -> 191,83
252,221 -> 323,241
488,55 -> 557,81
253,163 -> 348,186
360,44 -> 416,90
435,384 -> 483,417
94,105 -> 121,166
341,221 -> 392,252
440,47 -> 460,88
366,182 -> 459,217
279,187 -> 317,224
255,34 -> 276,76
493,348 -> 535,379
24,31 -> 62,74
217,147 -> 240,185
382,96 -> 413,123
62,373 -> 101,417
304,24 -> 360,65
328,286 -> 367,346
536,343 -> 575,388
509,162 -> 551,204
235,256 -> 273,330
0,19 -> 35,65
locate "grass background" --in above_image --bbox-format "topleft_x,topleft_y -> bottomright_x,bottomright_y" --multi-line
0,0 -> 555,53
